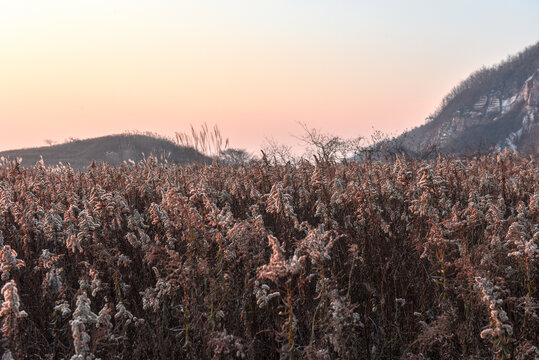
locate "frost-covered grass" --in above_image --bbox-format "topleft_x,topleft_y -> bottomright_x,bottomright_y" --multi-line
0,152 -> 537,359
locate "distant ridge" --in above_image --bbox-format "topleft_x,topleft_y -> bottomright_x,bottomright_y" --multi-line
397,41 -> 539,156
0,133 -> 209,169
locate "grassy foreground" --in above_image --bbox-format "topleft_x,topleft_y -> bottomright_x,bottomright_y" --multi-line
0,153 -> 537,359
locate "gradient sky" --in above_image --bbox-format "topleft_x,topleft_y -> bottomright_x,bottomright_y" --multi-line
1,1 -> 538,153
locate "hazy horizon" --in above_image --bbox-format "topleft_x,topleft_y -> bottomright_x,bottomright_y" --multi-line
1,1 -> 538,153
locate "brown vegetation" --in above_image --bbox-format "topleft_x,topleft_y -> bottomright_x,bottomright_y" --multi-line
0,133 -> 208,170
0,152 -> 537,359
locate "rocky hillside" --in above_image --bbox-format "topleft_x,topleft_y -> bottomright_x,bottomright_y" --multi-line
400,41 -> 539,156
0,134 -> 209,170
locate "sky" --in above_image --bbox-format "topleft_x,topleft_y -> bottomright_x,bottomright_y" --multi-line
1,1 -> 538,154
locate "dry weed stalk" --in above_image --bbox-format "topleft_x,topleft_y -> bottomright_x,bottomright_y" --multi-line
0,153 -> 535,358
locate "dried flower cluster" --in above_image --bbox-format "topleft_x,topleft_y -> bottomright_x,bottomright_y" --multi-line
0,152 -> 536,359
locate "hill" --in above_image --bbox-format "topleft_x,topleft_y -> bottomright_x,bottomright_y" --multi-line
0,133 -> 209,169
397,41 -> 539,156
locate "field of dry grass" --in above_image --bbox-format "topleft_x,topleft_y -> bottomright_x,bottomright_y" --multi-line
0,152 -> 537,359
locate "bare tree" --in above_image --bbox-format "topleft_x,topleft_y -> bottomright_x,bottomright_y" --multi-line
219,148 -> 252,165
295,122 -> 362,163
261,137 -> 295,164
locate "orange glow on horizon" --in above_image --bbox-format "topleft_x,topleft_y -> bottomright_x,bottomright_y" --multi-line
1,1 -> 538,153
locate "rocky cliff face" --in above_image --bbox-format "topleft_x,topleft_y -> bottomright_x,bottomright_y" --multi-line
438,69 -> 538,152
499,70 -> 539,152
399,42 -> 539,156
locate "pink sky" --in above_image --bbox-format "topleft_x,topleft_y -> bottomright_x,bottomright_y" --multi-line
1,1 -> 538,154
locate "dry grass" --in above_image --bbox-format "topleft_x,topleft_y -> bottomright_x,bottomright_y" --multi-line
0,151 -> 536,359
